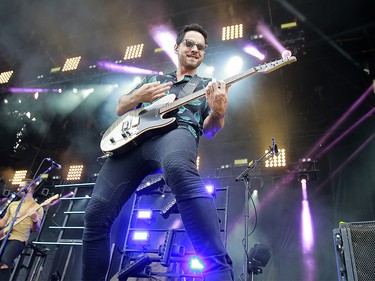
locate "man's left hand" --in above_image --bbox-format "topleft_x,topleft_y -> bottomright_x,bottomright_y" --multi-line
205,78 -> 228,119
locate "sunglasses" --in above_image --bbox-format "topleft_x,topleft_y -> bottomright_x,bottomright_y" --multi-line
183,39 -> 207,51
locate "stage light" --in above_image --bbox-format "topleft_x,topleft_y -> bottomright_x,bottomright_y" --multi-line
50,67 -> 61,73
132,231 -> 150,242
117,254 -> 152,280
160,197 -> 178,219
265,148 -> 286,168
62,56 -> 81,72
205,184 -> 215,194
136,174 -> 165,196
225,56 -> 243,75
150,24 -> 178,67
136,209 -> 153,220
188,256 -> 205,271
97,61 -> 158,75
281,21 -> 297,29
290,159 -> 319,182
222,24 -> 243,41
159,229 -> 177,266
247,243 -> 271,275
66,165 -> 84,181
0,71 -> 14,84
243,45 -> 266,60
124,44 -> 144,60
11,170 -> 28,185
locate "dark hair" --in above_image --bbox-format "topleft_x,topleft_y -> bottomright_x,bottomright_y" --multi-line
21,178 -> 38,192
176,23 -> 208,45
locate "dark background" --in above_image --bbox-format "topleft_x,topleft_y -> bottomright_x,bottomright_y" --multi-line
0,0 -> 374,280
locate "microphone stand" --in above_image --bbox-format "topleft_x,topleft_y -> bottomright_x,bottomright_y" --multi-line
0,164 -> 57,258
235,150 -> 273,281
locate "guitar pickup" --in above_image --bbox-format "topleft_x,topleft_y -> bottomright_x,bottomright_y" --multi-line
121,131 -> 131,138
122,120 -> 130,131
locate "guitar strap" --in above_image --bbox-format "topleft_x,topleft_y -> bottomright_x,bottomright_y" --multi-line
177,76 -> 201,99
15,201 -> 37,220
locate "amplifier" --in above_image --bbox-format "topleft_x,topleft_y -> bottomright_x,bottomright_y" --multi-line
333,221 -> 375,281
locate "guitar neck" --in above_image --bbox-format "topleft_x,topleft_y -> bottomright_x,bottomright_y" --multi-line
159,69 -> 254,115
159,56 -> 296,115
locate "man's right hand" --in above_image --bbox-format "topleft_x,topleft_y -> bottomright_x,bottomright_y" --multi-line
133,81 -> 173,103
116,81 -> 172,115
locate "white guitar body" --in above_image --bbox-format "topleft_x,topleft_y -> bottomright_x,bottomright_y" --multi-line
100,94 -> 177,153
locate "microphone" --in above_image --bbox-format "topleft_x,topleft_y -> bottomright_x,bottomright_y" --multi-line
271,138 -> 279,156
46,158 -> 62,170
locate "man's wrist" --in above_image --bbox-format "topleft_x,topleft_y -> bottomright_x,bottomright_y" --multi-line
210,111 -> 226,119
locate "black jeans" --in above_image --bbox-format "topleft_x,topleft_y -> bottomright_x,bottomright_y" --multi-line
82,128 -> 233,280
0,239 -> 25,267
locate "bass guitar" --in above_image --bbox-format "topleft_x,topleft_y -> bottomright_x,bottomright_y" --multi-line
0,194 -> 59,240
100,56 -> 297,154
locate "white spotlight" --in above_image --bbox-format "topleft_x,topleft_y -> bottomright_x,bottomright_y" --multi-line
133,77 -> 142,85
225,56 -> 243,76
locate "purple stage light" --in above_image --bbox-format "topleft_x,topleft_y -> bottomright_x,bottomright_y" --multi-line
306,84 -> 374,159
205,184 -> 215,194
300,179 -> 314,255
137,209 -> 153,220
316,133 -> 375,192
188,256 -> 205,271
256,23 -> 285,54
243,45 -> 265,60
9,87 -> 57,93
150,24 -> 178,67
317,107 -> 375,158
132,231 -> 150,242
97,61 -> 158,75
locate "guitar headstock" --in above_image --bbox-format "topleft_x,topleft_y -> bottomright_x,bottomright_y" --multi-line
254,56 -> 297,74
41,194 -> 60,207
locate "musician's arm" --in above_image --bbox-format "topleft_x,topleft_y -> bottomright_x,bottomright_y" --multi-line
29,209 -> 43,232
203,79 -> 228,138
116,81 -> 173,116
203,112 -> 226,139
116,91 -> 143,116
0,213 -> 9,228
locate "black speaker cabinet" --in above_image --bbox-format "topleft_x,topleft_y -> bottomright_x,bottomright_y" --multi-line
333,221 -> 375,281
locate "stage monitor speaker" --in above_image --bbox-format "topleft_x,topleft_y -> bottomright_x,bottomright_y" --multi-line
333,221 -> 375,281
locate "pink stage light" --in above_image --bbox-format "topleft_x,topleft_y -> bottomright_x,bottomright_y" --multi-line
300,179 -> 314,254
97,61 -> 158,75
9,87 -> 60,93
150,24 -> 178,67
256,23 -> 287,56
243,45 -> 265,60
305,84 -> 374,159
316,133 -> 375,192
317,107 -> 375,158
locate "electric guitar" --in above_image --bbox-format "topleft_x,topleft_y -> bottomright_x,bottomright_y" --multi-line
100,56 -> 297,154
0,194 -> 59,240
